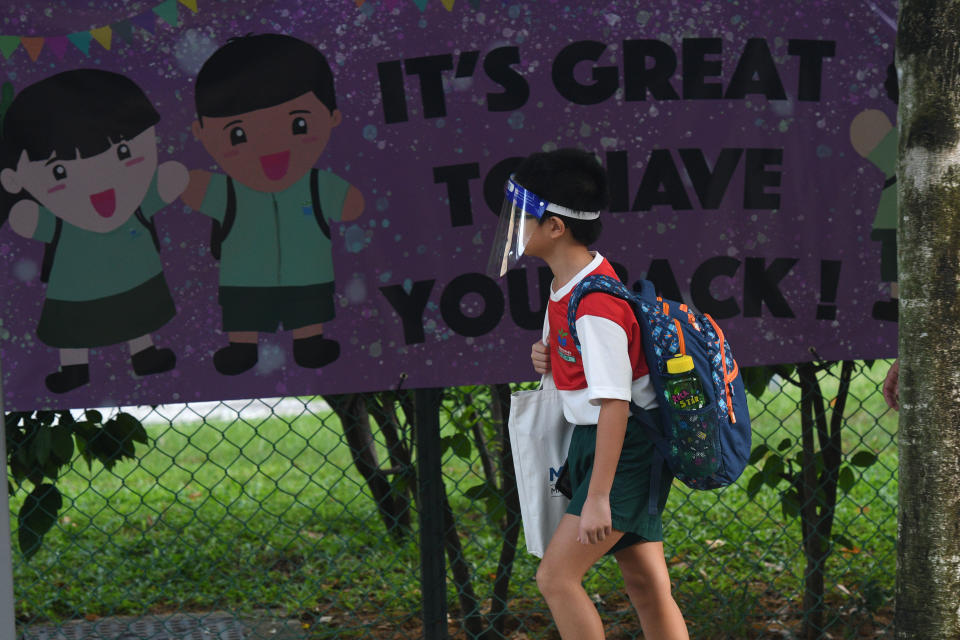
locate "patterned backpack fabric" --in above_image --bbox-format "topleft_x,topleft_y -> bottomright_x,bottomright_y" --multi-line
567,274 -> 752,513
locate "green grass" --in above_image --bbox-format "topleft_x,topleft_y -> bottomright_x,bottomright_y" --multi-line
11,361 -> 899,639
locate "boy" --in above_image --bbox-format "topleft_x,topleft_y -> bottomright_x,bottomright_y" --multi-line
492,148 -> 688,639
181,34 -> 364,375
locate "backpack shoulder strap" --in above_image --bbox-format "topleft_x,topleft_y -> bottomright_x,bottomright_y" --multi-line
134,207 -> 161,252
567,274 -> 637,352
210,176 -> 236,260
40,217 -> 63,284
310,167 -> 331,240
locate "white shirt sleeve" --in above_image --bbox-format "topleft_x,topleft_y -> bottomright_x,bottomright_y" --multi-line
575,315 -> 633,405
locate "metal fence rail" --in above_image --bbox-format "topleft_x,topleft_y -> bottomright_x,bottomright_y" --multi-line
7,359 -> 897,639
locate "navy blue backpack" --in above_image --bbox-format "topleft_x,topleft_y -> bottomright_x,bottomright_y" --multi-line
568,274 -> 752,513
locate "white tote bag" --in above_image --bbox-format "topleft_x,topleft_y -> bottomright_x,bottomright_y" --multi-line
508,385 -> 574,557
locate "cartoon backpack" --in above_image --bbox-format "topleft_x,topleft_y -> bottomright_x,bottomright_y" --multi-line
210,167 -> 330,259
41,210 -> 160,283
567,274 -> 752,514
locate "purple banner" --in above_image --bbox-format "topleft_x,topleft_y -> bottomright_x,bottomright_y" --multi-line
0,0 -> 898,410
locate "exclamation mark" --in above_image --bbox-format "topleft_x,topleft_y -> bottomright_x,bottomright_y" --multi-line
816,260 -> 842,320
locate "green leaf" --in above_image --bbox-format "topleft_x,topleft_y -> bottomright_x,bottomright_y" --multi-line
84,410 -> 103,424
18,484 -> 61,559
782,492 -> 801,518
746,472 -> 765,500
36,411 -> 55,426
51,423 -> 74,463
838,466 -> 856,494
833,533 -> 855,549
32,426 -> 52,466
464,484 -> 488,500
777,438 -> 792,452
740,366 -> 778,399
762,455 -> 784,487
850,451 -> 877,467
748,444 -> 769,465
781,490 -> 801,519
108,413 -> 143,441
450,433 -> 472,459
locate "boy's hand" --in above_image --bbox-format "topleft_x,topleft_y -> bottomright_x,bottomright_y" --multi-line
883,358 -> 899,411
532,339 -> 550,374
8,200 -> 39,238
157,161 -> 189,204
577,495 -> 612,545
180,170 -> 212,210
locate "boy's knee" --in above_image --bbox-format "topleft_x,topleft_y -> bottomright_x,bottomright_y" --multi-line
623,570 -> 672,608
535,563 -> 568,600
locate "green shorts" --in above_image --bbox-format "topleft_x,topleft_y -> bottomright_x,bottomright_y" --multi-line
37,273 -> 176,348
218,283 -> 335,332
565,407 -> 673,555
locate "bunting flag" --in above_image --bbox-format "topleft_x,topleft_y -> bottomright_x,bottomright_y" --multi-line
90,26 -> 113,51
66,32 -> 93,57
45,36 -> 69,60
153,0 -> 180,28
441,0 -> 455,10
0,0 -> 193,62
113,20 -> 135,44
0,36 -> 19,60
19,37 -> 44,61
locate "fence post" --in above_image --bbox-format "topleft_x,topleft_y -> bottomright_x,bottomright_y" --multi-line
0,360 -> 17,639
415,387 -> 448,640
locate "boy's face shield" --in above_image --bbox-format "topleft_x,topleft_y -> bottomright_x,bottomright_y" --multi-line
486,177 -> 544,278
485,175 -> 601,278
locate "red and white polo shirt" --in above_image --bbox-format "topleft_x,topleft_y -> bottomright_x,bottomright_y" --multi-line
541,252 -> 658,425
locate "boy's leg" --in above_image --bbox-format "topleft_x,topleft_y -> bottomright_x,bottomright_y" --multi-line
613,542 -> 689,640
537,514 -> 623,640
211,331 -> 259,375
46,348 -> 90,393
127,334 -> 176,376
291,322 -> 340,368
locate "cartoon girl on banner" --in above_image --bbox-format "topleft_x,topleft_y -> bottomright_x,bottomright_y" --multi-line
0,70 -> 187,393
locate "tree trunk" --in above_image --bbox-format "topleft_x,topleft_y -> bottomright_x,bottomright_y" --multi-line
895,4 -> 960,637
323,393 -> 407,539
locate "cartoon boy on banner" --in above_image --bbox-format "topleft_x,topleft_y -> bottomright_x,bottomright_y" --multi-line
182,34 -> 364,376
0,70 -> 187,393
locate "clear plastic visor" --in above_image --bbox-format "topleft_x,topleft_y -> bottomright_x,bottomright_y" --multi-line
485,178 -> 546,278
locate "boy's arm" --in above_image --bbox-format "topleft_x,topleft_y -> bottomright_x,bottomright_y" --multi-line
180,170 -> 213,212
578,398 -> 629,544
179,171 -> 227,222
341,186 -> 364,222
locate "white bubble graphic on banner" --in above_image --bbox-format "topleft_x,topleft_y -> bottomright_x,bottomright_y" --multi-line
13,260 -> 38,282
174,29 -> 219,76
254,344 -> 286,376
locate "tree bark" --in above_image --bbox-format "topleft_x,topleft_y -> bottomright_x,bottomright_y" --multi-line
895,4 -> 960,637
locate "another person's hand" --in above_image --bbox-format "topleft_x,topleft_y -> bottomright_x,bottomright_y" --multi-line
532,339 -> 550,374
883,358 -> 899,411
578,495 -> 612,545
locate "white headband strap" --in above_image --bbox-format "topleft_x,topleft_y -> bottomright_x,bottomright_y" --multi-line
544,202 -> 601,220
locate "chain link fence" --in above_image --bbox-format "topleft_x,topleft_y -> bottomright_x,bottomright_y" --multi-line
7,359 -> 897,639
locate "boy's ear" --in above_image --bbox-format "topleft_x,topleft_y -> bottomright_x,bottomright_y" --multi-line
547,215 -> 566,238
330,109 -> 342,128
0,168 -> 21,195
191,120 -> 203,140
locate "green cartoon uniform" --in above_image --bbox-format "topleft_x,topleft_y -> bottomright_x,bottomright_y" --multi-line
195,170 -> 350,331
33,173 -> 175,348
867,127 -> 898,283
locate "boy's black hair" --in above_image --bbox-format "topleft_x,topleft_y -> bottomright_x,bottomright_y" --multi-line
195,34 -> 337,121
513,147 -> 608,246
0,69 -> 159,165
